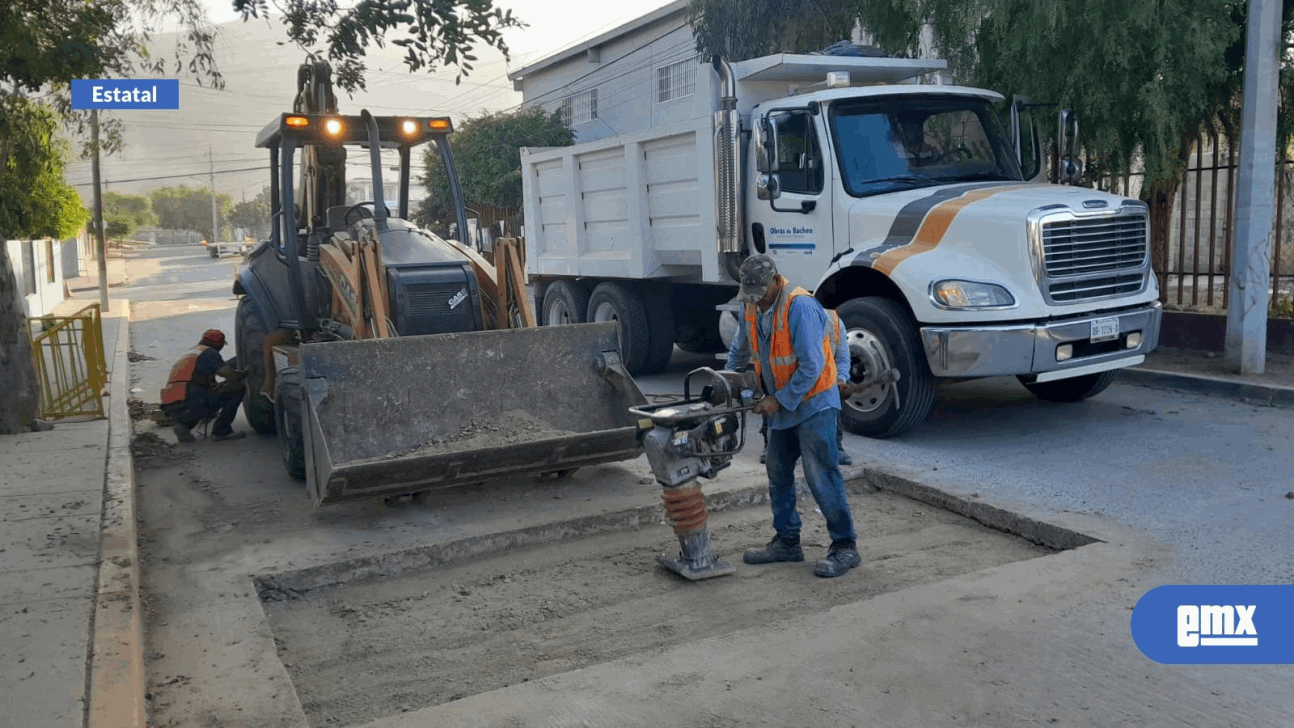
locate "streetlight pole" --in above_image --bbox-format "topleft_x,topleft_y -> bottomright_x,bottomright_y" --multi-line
1225,0 -> 1282,374
91,109 -> 109,313
209,146 -> 219,245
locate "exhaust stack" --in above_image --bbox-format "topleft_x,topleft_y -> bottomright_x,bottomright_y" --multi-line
712,56 -> 744,274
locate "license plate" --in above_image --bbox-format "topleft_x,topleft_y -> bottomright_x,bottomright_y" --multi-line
1090,317 -> 1120,343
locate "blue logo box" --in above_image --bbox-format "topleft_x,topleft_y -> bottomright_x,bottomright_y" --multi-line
71,80 -> 179,110
1131,585 -> 1294,664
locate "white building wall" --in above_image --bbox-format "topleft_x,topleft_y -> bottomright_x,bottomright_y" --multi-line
6,238 -> 69,317
514,18 -> 709,143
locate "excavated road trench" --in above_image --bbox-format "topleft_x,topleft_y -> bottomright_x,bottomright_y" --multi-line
258,491 -> 1050,727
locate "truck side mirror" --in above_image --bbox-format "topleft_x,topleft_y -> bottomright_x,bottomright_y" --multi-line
1057,109 -> 1081,185
755,117 -> 780,174
756,173 -> 780,201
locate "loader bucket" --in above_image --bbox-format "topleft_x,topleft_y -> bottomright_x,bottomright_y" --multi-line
298,322 -> 648,506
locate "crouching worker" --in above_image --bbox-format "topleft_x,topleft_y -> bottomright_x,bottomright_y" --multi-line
160,329 -> 247,442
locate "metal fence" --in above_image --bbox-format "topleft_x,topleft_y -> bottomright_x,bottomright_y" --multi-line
1094,134 -> 1294,313
29,302 -> 108,420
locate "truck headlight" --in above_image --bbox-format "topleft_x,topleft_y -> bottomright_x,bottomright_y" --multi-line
931,280 -> 1015,309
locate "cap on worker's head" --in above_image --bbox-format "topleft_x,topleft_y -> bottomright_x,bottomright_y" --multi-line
200,329 -> 226,347
736,254 -> 778,304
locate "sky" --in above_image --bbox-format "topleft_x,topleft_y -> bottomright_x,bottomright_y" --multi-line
200,0 -> 677,70
63,0 -> 679,201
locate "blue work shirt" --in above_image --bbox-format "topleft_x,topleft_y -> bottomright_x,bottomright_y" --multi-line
726,295 -> 841,430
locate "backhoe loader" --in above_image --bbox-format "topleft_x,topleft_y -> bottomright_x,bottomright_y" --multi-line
233,62 -> 647,506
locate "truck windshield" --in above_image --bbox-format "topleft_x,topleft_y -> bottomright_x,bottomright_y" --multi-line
828,95 -> 1023,197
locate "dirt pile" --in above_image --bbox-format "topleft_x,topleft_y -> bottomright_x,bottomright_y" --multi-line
387,410 -> 576,459
131,432 -> 193,470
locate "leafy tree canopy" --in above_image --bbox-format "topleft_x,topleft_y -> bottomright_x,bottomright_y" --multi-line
0,96 -> 88,240
100,191 -> 157,238
418,107 -> 573,226
149,185 -> 233,241
229,187 -> 271,238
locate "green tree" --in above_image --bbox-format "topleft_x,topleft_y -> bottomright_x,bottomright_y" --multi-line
229,187 -> 271,238
417,107 -> 573,229
688,0 -> 854,61
100,191 -> 156,239
0,97 -> 88,240
149,186 -> 234,242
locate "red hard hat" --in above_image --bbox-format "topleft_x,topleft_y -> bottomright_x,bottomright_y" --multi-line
201,329 -> 226,346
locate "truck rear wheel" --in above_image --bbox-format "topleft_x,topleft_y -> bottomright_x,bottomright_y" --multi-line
235,296 -> 276,435
1019,370 -> 1119,402
587,281 -> 650,375
641,286 -> 675,374
541,280 -> 591,326
837,297 -> 935,439
274,367 -> 306,482
674,313 -> 726,354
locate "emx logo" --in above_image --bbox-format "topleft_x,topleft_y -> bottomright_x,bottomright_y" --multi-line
1132,585 -> 1294,664
1177,605 -> 1257,647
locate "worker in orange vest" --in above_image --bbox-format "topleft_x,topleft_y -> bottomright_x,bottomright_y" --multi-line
757,309 -> 855,466
160,329 -> 247,442
725,254 -> 860,579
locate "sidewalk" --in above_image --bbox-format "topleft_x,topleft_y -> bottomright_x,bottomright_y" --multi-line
0,292 -> 139,728
1126,346 -> 1294,408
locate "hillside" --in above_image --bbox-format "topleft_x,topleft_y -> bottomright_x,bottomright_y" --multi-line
64,14 -> 523,205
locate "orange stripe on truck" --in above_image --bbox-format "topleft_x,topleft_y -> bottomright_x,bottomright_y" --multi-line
873,184 -> 1033,276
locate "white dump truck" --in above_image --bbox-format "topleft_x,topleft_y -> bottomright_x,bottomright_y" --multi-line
520,52 -> 1162,438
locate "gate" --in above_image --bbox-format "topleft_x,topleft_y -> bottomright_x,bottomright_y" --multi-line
29,302 -> 109,419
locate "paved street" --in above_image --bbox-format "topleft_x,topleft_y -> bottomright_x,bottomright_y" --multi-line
116,243 -> 1294,727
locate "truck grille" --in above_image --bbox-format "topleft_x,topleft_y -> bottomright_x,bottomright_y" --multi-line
1041,212 -> 1148,302
1048,274 -> 1145,302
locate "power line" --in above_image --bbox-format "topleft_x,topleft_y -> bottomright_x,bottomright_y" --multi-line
68,166 -> 266,186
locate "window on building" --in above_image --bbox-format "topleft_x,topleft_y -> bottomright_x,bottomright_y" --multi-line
656,58 -> 697,103
560,89 -> 598,126
45,240 -> 56,283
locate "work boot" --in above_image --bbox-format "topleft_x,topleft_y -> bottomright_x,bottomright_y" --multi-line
173,421 -> 195,443
211,430 -> 246,442
814,540 -> 861,578
743,535 -> 804,564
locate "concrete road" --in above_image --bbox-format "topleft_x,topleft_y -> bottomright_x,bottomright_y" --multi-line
121,244 -> 1294,727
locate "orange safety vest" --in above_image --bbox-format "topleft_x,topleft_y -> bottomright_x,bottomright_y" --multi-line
744,278 -> 837,400
160,345 -> 211,405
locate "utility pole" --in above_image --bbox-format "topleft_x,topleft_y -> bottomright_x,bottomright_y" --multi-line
1226,0 -> 1282,374
209,146 -> 219,244
91,109 -> 109,313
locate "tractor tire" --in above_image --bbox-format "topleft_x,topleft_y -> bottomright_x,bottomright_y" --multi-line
541,280 -> 591,326
640,286 -> 675,375
587,281 -> 650,375
235,296 -> 276,435
837,297 -> 936,439
274,366 -> 306,482
1019,370 -> 1119,402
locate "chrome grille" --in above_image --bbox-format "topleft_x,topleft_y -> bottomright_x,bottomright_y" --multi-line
1047,274 -> 1145,302
1040,211 -> 1149,302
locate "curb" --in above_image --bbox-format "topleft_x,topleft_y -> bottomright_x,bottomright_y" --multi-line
1122,366 -> 1294,409
87,300 -> 145,728
254,463 -> 1097,598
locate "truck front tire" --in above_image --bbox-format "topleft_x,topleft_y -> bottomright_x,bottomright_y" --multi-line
837,297 -> 936,439
587,281 -> 650,375
235,297 -> 276,435
1019,370 -> 1119,402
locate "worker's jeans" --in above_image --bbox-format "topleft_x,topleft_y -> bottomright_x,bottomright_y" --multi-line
764,407 -> 857,544
171,389 -> 242,436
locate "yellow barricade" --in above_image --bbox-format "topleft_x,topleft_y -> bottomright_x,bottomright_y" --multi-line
28,302 -> 108,420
